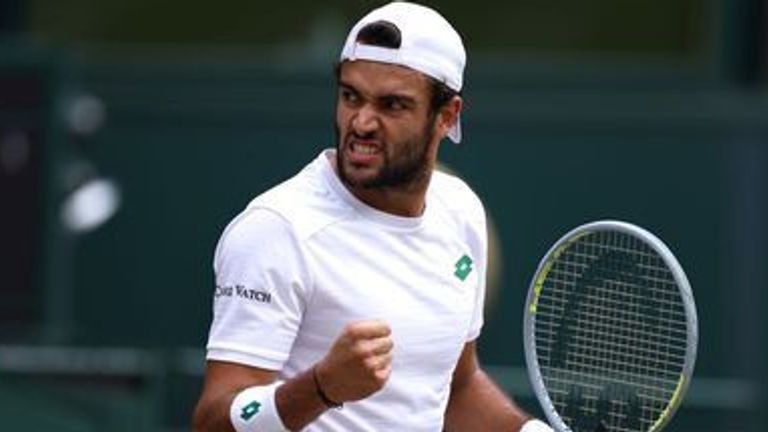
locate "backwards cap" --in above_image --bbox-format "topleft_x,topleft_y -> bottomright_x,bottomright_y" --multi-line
340,2 -> 466,143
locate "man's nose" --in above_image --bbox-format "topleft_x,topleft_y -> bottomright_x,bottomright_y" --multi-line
352,104 -> 379,135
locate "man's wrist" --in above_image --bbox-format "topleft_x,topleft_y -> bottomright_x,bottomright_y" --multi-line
312,364 -> 343,409
520,418 -> 554,432
230,382 -> 288,432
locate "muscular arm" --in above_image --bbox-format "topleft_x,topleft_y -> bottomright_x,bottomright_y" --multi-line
192,320 -> 393,432
444,341 -> 533,432
192,360 -> 329,432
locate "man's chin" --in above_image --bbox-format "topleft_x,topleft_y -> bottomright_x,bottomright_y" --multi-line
339,164 -> 380,188
343,174 -> 382,189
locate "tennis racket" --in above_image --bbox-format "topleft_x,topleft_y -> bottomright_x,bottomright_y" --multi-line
523,220 -> 698,432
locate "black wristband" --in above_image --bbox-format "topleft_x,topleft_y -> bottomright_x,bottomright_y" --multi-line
312,365 -> 343,409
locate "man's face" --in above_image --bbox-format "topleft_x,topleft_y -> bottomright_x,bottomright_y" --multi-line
335,60 -> 438,190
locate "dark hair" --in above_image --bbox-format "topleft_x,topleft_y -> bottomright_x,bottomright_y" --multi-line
427,77 -> 460,113
355,20 -> 402,48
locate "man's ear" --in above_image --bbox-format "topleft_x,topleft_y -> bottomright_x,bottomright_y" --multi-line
438,96 -> 463,137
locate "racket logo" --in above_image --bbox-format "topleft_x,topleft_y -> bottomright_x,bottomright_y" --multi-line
562,383 -> 643,431
550,248 -> 662,370
454,254 -> 473,281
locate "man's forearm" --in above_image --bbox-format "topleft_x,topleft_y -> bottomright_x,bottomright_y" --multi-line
194,321 -> 393,432
193,390 -> 239,432
193,366 -> 330,432
444,367 -> 531,431
274,366 -> 331,430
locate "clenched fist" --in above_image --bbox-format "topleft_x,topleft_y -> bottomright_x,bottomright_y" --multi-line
314,320 -> 394,404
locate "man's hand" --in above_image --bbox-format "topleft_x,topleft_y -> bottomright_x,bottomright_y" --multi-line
314,320 -> 394,403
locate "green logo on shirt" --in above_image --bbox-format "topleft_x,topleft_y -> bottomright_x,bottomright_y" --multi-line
454,254 -> 473,281
240,400 -> 261,421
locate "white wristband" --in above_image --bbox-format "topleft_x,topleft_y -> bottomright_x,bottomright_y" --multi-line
520,418 -> 554,432
230,382 -> 288,432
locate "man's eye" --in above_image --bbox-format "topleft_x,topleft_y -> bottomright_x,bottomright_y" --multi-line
383,98 -> 406,111
341,90 -> 359,103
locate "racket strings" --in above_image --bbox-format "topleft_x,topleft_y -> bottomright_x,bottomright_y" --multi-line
534,231 -> 688,432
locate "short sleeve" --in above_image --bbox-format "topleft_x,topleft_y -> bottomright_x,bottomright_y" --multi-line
205,207 -> 311,370
464,194 -> 488,342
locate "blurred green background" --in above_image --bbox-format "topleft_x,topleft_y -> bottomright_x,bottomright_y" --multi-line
1,0 -> 766,430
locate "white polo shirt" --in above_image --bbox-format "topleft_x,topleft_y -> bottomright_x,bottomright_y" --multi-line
206,149 -> 488,431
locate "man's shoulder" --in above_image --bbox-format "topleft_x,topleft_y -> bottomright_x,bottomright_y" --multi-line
430,168 -> 485,221
241,161 -> 352,242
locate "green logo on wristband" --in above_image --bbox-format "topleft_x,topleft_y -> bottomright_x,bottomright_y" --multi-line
240,400 -> 261,421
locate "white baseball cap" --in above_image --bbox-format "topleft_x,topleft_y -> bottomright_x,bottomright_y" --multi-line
340,1 -> 466,143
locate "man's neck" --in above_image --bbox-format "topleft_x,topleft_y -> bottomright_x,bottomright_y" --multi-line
351,182 -> 429,217
327,151 -> 431,218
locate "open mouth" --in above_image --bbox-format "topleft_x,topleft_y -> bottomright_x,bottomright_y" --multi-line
346,138 -> 383,164
352,141 -> 379,155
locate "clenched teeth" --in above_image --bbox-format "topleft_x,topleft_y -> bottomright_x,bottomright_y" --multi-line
353,143 -> 378,155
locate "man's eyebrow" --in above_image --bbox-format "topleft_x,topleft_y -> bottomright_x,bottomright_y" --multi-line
338,80 -> 419,105
379,93 -> 417,106
338,81 -> 358,92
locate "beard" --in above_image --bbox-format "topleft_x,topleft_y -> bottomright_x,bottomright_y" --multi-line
335,120 -> 435,190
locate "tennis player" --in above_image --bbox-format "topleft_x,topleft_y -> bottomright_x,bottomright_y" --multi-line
193,2 -> 552,431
